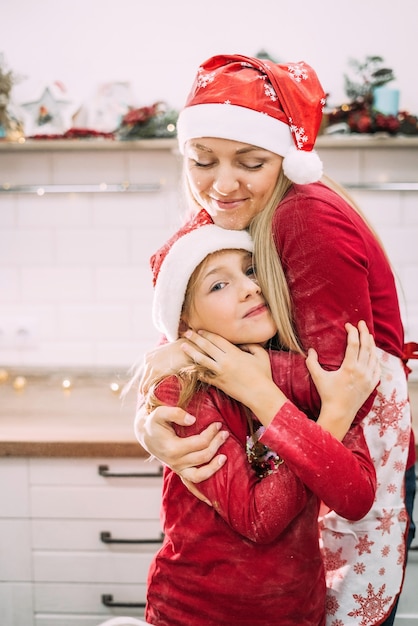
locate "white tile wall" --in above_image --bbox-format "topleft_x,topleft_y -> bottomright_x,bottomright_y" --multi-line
0,143 -> 183,370
0,140 -> 417,381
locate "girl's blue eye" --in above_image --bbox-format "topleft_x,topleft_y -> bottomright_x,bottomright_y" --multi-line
210,282 -> 226,292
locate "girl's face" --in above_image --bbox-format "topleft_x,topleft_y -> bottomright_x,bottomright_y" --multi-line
183,250 -> 277,345
184,137 -> 283,231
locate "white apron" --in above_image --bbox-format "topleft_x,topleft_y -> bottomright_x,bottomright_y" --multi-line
322,349 -> 411,625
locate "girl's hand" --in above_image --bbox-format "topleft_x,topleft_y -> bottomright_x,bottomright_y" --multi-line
181,329 -> 287,424
181,329 -> 275,405
306,320 -> 380,440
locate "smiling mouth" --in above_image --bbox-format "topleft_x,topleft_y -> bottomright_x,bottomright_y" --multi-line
244,304 -> 267,318
211,199 -> 249,213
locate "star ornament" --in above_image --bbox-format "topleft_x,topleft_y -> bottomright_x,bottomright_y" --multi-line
19,81 -> 75,136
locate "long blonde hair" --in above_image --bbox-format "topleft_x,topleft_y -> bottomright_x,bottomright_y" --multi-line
181,161 -> 390,355
133,159 -> 391,408
250,170 -> 393,354
145,252 -> 225,413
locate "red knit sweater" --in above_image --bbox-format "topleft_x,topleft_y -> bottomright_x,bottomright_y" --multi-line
267,183 -> 415,463
146,378 -> 376,626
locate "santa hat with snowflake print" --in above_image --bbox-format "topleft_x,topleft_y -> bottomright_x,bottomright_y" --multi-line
150,209 -> 253,342
176,54 -> 327,185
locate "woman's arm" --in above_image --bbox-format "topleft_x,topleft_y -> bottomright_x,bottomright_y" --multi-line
133,338 -> 230,481
269,187 -> 396,421
157,378 -> 309,544
134,402 -> 229,480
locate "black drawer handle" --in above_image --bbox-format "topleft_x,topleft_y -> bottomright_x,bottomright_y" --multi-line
100,530 -> 164,545
98,464 -> 163,478
102,593 -> 145,608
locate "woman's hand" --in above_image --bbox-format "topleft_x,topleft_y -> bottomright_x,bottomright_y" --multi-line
307,320 -> 380,440
134,402 -> 229,482
139,339 -> 192,395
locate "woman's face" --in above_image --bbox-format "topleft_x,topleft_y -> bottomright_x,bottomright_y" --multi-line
184,249 -> 277,345
184,137 -> 283,230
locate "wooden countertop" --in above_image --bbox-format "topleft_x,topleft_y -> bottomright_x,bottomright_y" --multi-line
1,372 -> 417,458
0,372 -> 146,457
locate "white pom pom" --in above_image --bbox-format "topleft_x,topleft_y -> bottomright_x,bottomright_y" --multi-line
282,146 -> 323,184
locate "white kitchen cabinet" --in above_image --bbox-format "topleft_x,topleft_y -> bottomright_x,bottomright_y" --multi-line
0,458 -> 33,626
0,456 -> 163,626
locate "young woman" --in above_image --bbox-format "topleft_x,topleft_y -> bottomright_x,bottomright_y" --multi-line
144,218 -> 379,626
136,55 -> 415,625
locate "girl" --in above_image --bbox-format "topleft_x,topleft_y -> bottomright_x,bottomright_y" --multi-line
144,218 -> 378,626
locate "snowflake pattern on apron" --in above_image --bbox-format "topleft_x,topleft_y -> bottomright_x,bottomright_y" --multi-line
321,349 -> 411,625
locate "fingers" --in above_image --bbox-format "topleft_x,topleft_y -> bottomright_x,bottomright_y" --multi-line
344,320 -> 381,390
181,329 -> 229,365
180,477 -> 213,506
343,321 -> 361,363
343,320 -> 375,363
305,347 -> 320,379
180,453 -> 227,484
152,405 -> 196,427
171,425 -> 229,476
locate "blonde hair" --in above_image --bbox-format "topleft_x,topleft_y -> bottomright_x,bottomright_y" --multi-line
180,161 -> 302,352
132,157 -> 392,409
181,160 -> 391,355
248,172 -> 302,352
146,250 -> 238,412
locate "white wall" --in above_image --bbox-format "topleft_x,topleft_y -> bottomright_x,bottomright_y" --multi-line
3,0 -> 418,114
1,140 -> 418,380
2,1 -> 418,377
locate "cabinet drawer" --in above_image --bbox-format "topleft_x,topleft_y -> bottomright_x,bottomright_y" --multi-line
0,458 -> 29,517
34,581 -> 147,614
33,551 -> 153,583
31,483 -> 162,519
35,616 -> 145,626
0,520 -> 32,581
32,519 -> 163,550
29,457 -> 163,485
0,582 -> 33,626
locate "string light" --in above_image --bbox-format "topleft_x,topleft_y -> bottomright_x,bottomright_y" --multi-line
110,381 -> 121,394
2,370 -> 127,395
61,378 -> 73,391
13,375 -> 27,391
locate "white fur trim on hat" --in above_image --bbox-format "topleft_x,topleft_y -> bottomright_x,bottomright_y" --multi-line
152,225 -> 254,342
177,103 -> 323,184
282,146 -> 323,184
177,103 -> 293,157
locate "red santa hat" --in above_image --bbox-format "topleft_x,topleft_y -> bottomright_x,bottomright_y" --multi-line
151,209 -> 253,341
177,54 -> 326,185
